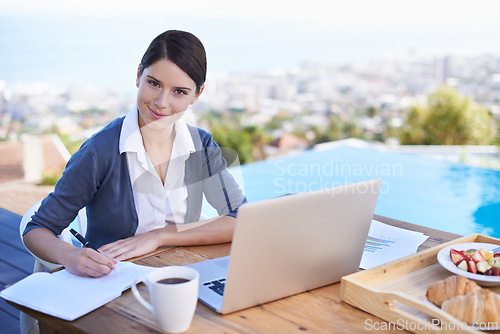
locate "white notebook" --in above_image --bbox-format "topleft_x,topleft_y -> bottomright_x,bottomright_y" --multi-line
0,262 -> 156,321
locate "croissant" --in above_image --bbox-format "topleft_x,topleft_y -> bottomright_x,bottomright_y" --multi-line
426,275 -> 481,307
441,289 -> 500,325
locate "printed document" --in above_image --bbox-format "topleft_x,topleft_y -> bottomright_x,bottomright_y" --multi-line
360,220 -> 429,270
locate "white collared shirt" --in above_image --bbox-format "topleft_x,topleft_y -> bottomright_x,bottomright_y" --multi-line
119,106 -> 195,235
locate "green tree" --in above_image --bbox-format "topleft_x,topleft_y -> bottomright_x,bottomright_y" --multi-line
209,118 -> 272,165
243,125 -> 270,161
210,121 -> 252,165
343,119 -> 362,139
366,106 -> 378,118
400,85 -> 497,145
400,104 -> 429,144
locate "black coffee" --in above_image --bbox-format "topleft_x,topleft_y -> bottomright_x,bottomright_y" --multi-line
157,278 -> 190,284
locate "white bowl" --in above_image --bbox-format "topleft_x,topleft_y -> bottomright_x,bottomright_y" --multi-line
437,242 -> 500,287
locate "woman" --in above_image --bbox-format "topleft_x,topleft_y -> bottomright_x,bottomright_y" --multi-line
23,30 -> 247,278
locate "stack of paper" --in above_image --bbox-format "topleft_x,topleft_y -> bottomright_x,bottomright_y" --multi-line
0,261 -> 156,321
360,220 -> 429,270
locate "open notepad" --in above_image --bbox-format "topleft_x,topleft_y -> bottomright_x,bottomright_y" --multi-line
0,262 -> 156,321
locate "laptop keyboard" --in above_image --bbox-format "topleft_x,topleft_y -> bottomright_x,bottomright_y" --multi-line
203,278 -> 226,296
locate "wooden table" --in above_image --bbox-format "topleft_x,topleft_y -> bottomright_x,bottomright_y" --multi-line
9,215 -> 462,334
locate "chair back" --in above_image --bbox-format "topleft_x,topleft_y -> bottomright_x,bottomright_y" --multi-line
19,201 -> 87,272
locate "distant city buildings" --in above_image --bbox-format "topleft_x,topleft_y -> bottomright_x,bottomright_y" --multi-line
1,53 -> 499,145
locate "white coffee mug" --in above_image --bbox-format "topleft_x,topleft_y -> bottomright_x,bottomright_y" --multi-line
131,266 -> 199,333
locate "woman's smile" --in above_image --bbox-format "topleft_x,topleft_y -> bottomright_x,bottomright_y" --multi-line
148,106 -> 172,120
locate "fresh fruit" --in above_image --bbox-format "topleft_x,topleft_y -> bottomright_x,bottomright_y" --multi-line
471,250 -> 487,263
486,267 -> 500,276
488,257 -> 500,268
457,259 -> 468,272
450,249 -> 467,265
467,260 -> 477,274
449,247 -> 500,276
476,261 -> 491,274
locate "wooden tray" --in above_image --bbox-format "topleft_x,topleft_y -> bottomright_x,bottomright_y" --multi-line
340,234 -> 500,334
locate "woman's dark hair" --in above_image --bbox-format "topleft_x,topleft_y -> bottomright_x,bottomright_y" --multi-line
139,30 -> 207,93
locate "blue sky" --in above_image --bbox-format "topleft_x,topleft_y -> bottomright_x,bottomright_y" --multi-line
2,0 -> 500,94
3,0 -> 500,23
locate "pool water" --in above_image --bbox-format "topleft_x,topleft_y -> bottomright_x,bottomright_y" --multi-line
226,145 -> 500,239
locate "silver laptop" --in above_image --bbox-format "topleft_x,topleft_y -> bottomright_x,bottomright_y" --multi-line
186,178 -> 381,314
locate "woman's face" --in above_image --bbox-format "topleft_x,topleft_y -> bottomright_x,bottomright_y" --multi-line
136,58 -> 204,130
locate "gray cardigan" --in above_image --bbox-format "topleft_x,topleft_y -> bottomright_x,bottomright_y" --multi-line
24,117 -> 247,248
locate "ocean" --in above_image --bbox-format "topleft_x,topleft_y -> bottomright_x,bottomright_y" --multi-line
2,13 -> 500,95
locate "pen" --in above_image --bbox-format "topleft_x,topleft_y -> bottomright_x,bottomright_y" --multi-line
70,228 -> 98,251
70,228 -> 117,273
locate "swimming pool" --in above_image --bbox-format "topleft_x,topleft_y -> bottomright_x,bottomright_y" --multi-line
223,145 -> 500,239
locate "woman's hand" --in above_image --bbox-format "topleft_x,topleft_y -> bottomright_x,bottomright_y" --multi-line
99,231 -> 161,262
60,247 -> 117,278
23,227 -> 116,278
98,216 -> 235,261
